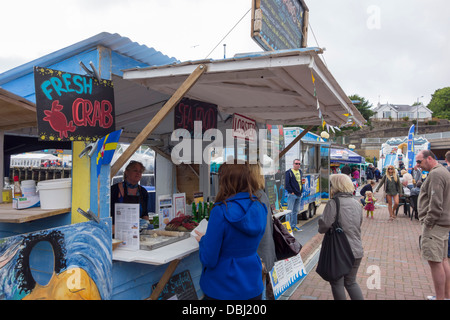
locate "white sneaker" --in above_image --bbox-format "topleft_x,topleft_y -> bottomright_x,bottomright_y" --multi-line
427,295 -> 450,300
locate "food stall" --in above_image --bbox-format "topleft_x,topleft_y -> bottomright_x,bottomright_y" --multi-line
0,33 -> 365,300
283,127 -> 330,218
330,147 -> 366,186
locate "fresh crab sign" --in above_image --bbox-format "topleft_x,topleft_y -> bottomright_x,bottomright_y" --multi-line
34,67 -> 115,141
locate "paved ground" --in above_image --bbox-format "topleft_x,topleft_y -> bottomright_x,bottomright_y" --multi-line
289,193 -> 441,300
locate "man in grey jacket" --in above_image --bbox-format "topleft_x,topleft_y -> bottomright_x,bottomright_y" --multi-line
416,150 -> 450,300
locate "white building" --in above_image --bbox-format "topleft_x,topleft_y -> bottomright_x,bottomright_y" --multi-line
372,103 -> 433,121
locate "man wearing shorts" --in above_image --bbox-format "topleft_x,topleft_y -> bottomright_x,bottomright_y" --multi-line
416,150 -> 450,300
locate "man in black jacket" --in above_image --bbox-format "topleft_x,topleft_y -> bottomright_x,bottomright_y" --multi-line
285,159 -> 303,230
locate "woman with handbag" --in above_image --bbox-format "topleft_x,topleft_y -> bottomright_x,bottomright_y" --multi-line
250,163 -> 277,300
194,162 -> 267,300
317,174 -> 364,300
375,165 -> 403,221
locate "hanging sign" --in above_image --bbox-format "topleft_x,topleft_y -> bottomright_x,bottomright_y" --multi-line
34,66 -> 115,141
232,113 -> 257,141
174,98 -> 217,139
269,254 -> 307,299
251,0 -> 309,51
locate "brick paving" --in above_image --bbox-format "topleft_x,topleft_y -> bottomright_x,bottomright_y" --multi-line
290,197 -> 440,300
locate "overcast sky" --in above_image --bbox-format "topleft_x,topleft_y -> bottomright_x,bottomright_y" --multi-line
1,0 -> 449,107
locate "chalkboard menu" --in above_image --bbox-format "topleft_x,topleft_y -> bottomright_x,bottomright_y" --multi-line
252,0 -> 309,51
174,98 -> 217,138
34,66 -> 115,141
151,270 -> 198,300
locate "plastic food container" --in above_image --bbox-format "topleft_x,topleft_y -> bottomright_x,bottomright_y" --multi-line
37,178 -> 72,209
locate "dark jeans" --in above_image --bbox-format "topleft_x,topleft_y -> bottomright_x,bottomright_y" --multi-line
329,258 -> 364,300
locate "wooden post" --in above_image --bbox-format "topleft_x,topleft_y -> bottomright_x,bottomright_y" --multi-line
146,259 -> 181,300
278,125 -> 314,161
111,64 -> 207,178
301,10 -> 309,48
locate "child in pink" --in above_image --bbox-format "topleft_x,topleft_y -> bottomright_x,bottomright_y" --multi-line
364,191 -> 376,218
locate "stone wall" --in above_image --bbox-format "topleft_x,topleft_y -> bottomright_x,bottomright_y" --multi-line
338,119 -> 450,160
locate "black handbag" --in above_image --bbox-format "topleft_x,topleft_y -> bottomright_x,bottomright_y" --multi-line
316,197 -> 355,281
273,215 -> 302,261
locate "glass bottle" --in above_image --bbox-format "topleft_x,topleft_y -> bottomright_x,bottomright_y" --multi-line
198,202 -> 203,220
3,177 -> 12,203
13,176 -> 22,198
191,202 -> 197,221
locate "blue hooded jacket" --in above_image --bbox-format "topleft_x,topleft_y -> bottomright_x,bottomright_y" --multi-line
198,192 -> 267,300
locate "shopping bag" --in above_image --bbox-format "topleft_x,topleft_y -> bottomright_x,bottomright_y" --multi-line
316,197 -> 355,281
273,216 -> 302,261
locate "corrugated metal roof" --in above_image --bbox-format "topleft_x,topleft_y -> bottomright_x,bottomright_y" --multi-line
0,32 -> 178,85
0,32 -> 178,135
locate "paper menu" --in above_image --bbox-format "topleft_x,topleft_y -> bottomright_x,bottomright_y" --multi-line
157,195 -> 173,229
173,193 -> 186,218
114,203 -> 140,251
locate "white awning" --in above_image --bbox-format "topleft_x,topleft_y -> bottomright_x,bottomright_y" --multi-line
122,49 -> 366,127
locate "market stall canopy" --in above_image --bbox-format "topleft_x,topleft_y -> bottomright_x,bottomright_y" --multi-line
0,88 -> 37,130
0,32 -> 179,140
122,49 -> 366,127
330,148 -> 365,164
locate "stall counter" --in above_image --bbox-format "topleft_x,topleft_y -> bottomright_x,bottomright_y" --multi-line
112,236 -> 199,265
0,202 -> 70,223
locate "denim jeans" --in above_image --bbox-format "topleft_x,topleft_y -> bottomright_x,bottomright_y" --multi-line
287,193 -> 301,229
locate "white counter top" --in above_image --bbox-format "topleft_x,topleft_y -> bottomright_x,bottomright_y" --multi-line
112,236 -> 199,265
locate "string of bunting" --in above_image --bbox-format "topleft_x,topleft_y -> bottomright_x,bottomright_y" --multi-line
311,70 -> 341,133
310,70 -> 361,133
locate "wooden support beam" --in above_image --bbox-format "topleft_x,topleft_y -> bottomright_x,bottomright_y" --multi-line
111,64 -> 207,178
278,125 -> 314,160
146,259 -> 181,300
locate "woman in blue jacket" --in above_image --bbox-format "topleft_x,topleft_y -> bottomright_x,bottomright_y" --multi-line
194,162 -> 267,300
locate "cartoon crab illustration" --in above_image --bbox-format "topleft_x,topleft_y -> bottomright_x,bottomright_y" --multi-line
43,100 -> 76,139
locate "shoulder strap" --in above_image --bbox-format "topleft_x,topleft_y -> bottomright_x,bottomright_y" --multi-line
334,197 -> 341,225
118,182 -> 125,198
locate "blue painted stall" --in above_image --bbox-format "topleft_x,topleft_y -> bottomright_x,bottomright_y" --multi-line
0,33 -> 204,300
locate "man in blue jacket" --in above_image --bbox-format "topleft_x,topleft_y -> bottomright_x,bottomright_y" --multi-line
285,159 -> 303,230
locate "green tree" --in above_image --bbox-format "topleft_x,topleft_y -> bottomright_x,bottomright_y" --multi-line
300,94 -> 375,136
427,87 -> 450,120
300,94 -> 374,135
348,94 -> 375,122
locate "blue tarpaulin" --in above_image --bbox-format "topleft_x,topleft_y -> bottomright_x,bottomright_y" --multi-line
330,148 -> 365,164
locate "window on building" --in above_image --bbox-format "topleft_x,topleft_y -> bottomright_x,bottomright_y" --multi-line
399,112 -> 414,119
